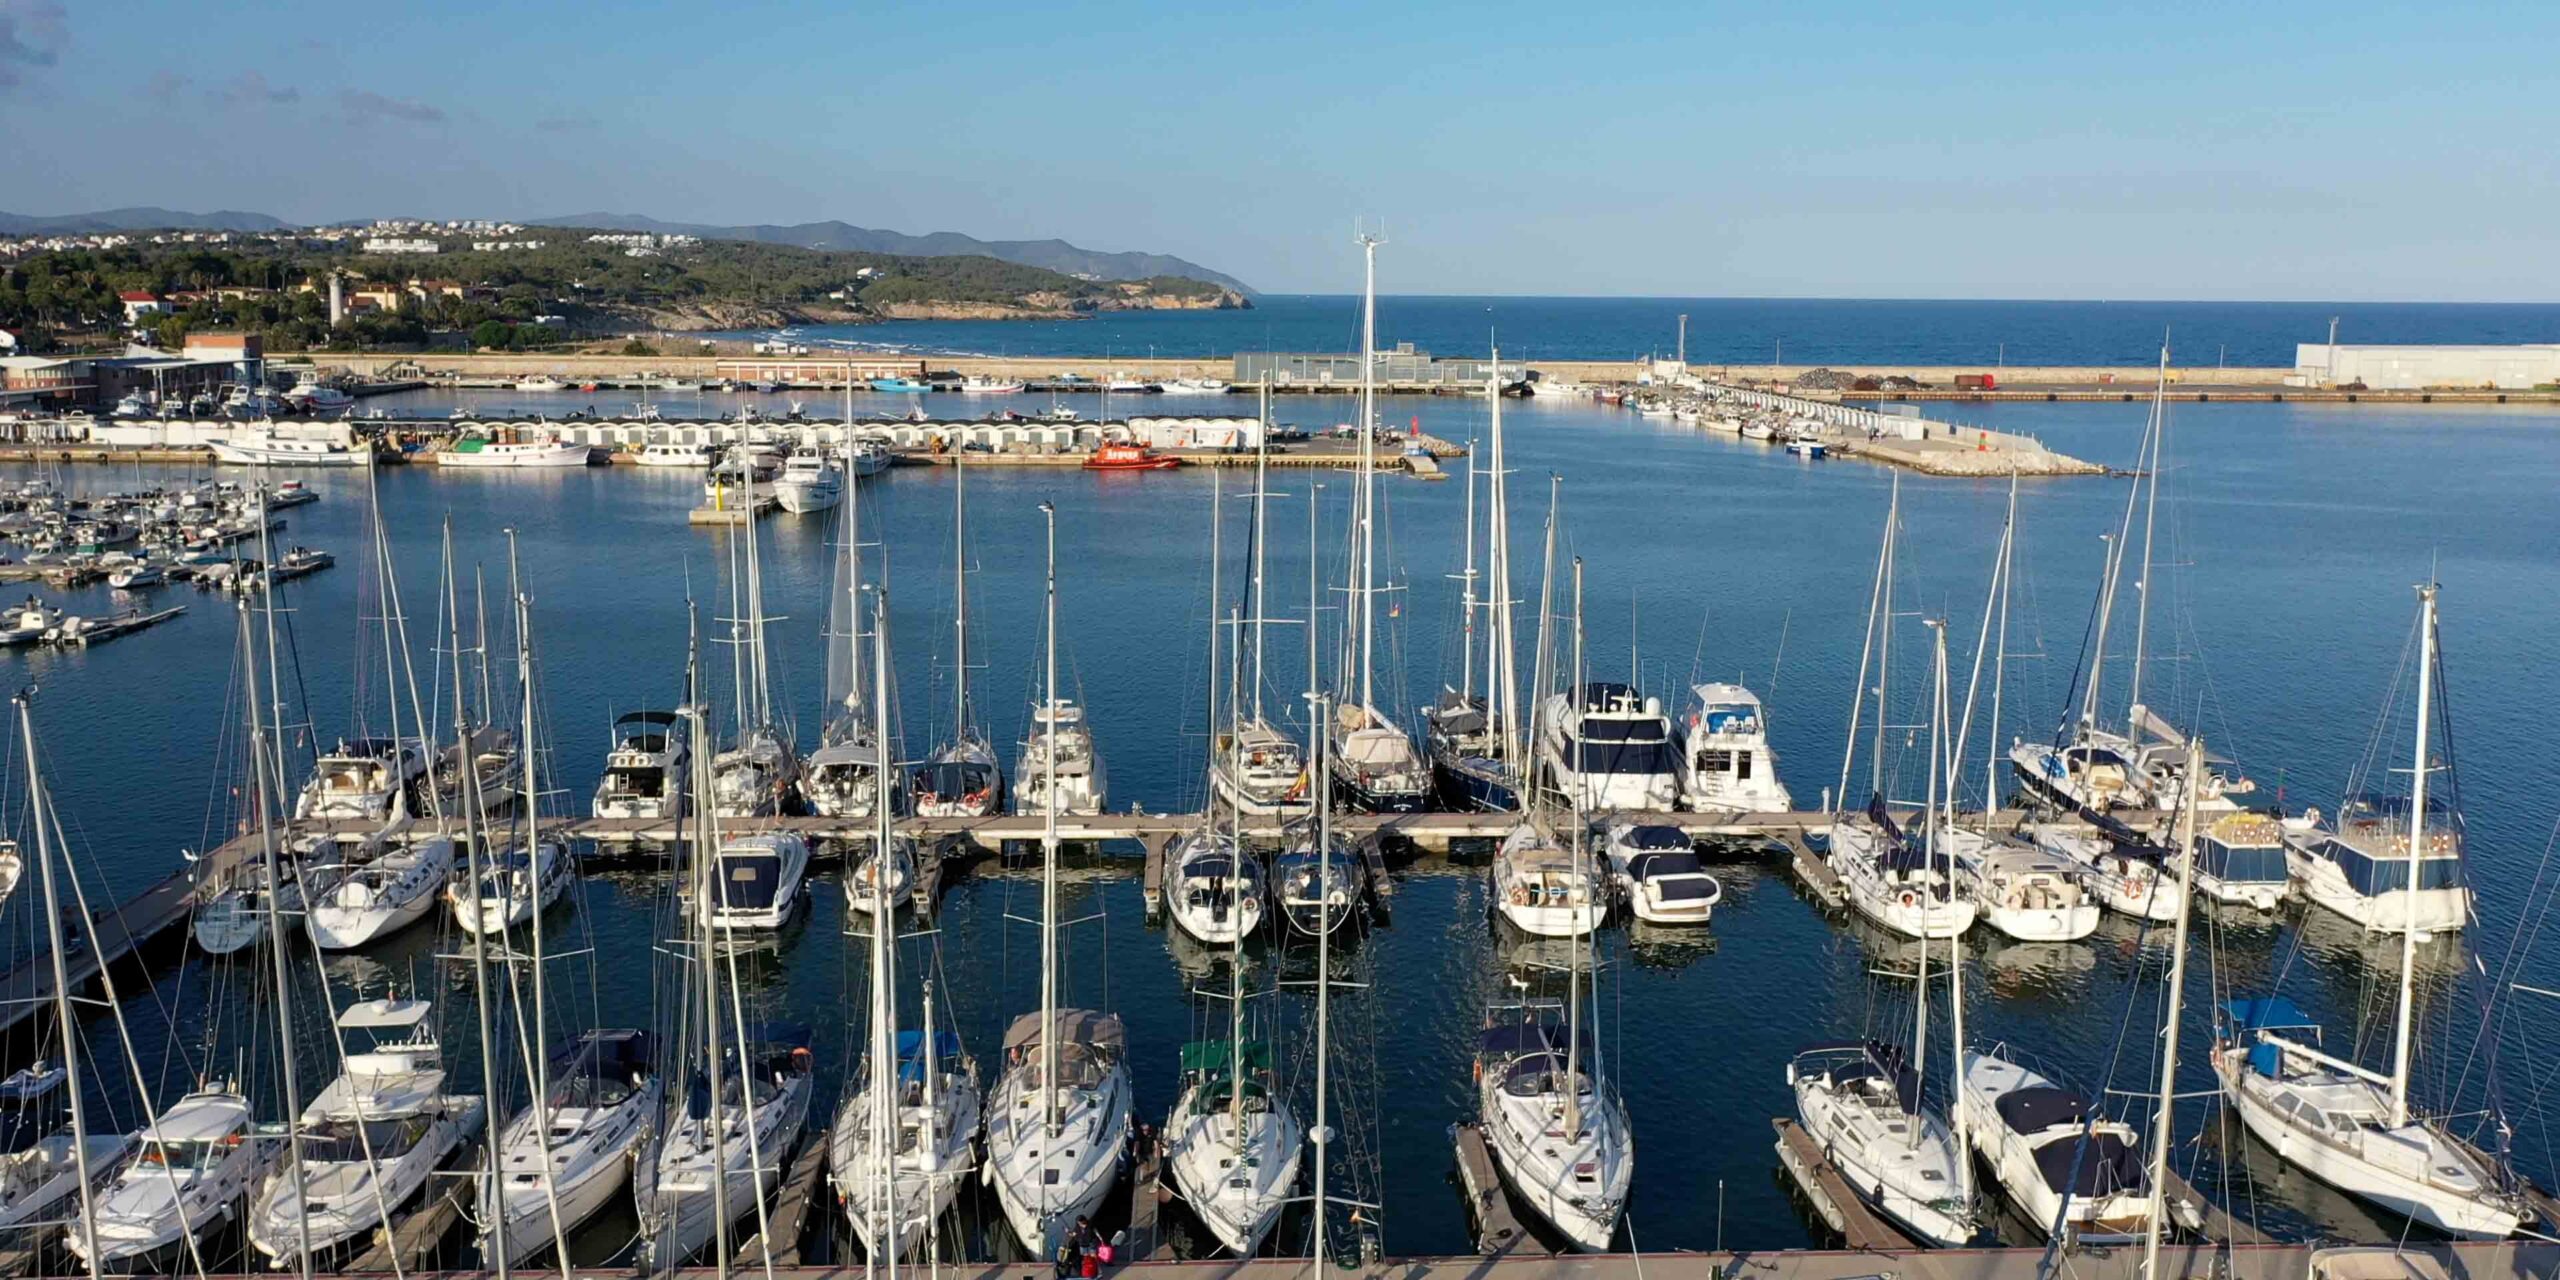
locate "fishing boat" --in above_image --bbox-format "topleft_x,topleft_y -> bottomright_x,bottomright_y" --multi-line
1426,361 -> 1528,812
516,376 -> 565,392
305,835 -> 459,949
74,1088 -> 282,1270
438,428 -> 592,468
912,461 -> 1006,818
869,376 -> 930,393
247,999 -> 488,1268
1675,683 -> 1792,813
592,710 -> 687,820
847,438 -> 894,477
958,376 -> 1027,394
1083,442 -> 1179,471
634,442 -> 717,467
1160,377 -> 1232,395
772,446 -> 845,514
284,377 -> 354,412
1602,822 -> 1720,925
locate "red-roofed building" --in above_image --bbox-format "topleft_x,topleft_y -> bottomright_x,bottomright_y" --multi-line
119,290 -> 165,322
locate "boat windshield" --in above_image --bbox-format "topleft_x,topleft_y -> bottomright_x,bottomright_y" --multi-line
139,1137 -> 230,1170
302,1116 -> 430,1161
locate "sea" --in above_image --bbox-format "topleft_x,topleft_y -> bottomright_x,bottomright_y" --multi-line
708,295 -> 2560,368
5,381 -> 2559,1266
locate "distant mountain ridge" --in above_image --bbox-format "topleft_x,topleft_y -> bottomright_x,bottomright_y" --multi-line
0,207 -> 292,234
529,212 -> 1255,294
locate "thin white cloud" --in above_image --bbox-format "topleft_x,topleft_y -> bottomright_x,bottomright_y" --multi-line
339,88 -> 444,124
212,69 -> 298,106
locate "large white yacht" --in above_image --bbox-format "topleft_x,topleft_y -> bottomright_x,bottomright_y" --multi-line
1014,699 -> 1108,816
294,737 -> 429,825
771,447 -> 845,514
1537,682 -> 1680,812
592,710 -> 687,821
75,1088 -> 281,1270
1674,683 -> 1792,813
1954,1046 -> 2157,1244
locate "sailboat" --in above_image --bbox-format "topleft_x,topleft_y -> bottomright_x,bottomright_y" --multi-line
831,586 -> 983,1258
1165,796 -> 1303,1254
1492,563 -> 1607,941
2011,350 -> 2255,823
1328,234 -> 1430,814
2215,584 -> 2521,1238
451,558 -> 572,935
709,460 -> 804,818
1825,482 -> 1976,940
1477,590 -> 1631,1251
1425,347 -> 1527,812
984,501 -> 1133,1258
1209,389 -> 1313,819
805,466 -> 893,820
913,459 -> 1008,818
636,702 -> 817,1267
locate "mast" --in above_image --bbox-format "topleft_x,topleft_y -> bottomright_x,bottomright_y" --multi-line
1354,231 -> 1379,715
1457,391 -> 1479,708
1935,622 -> 1971,1203
1908,619 -> 1935,1154
2143,735 -> 2203,1280
686,699 -> 735,1271
238,599 -> 313,1276
1310,689 -> 1334,1267
1564,559 -> 1586,1140
1988,476 -> 2018,807
445,524 -> 512,1280
2126,344 -> 2168,729
1485,352 -> 1519,768
1838,480 -> 1895,814
1872,479 -> 1897,798
869,589 -> 900,1265
742,459 -> 773,733
952,458 -> 971,746
1253,383 -> 1271,723
17,692 -> 104,1280
1226,604 -> 1248,1140
2079,399 -> 2150,733
1038,501 -> 1060,1139
838,447 -> 867,722
1529,477 -> 1561,816
2390,584 -> 2437,1127
1208,471 -> 1223,790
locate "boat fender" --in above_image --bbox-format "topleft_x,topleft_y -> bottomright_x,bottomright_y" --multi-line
1899,891 -> 1917,909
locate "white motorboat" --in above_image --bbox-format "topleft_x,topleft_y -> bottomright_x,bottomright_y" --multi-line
294,736 -> 429,825
634,442 -> 717,467
635,1031 -> 815,1268
1674,683 -> 1792,813
1788,1041 -> 1975,1246
1477,1005 -> 1630,1251
304,836 -> 457,949
843,836 -> 918,917
0,1063 -> 133,1246
0,597 -> 61,647
106,559 -> 167,589
704,833 -> 811,936
593,710 -> 687,820
1208,719 -> 1312,817
2286,794 -> 2468,936
2027,823 -> 2185,923
73,1088 -> 281,1270
846,439 -> 893,477
1827,805 -> 1978,939
983,1011 -> 1131,1259
516,376 -> 565,392
248,999 -> 487,1268
429,725 -> 522,818
1160,378 -> 1231,395
772,447 -> 845,514
207,431 -> 369,467
1602,822 -> 1721,925
1942,828 -> 2101,942
1954,1046 -> 2156,1244
436,428 -> 591,468
448,837 -> 573,935
1492,823 -> 1606,938
1164,829 -> 1264,945
957,376 -> 1026,394
1536,682 -> 1680,812
2196,810 -> 2291,911
478,1029 -> 660,1267
1014,699 -> 1107,816
284,378 -> 354,412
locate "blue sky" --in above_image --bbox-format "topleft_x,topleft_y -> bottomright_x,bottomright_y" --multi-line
3,0 -> 2553,299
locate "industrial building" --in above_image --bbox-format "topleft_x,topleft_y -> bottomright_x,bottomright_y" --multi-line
2294,343 -> 2560,390
1232,345 -> 1525,390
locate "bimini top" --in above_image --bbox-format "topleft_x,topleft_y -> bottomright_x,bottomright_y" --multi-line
553,1027 -> 653,1079
2224,996 -> 2317,1033
1797,1039 -> 1921,1116
2033,1130 -> 2145,1198
338,997 -> 434,1031
1615,824 -> 1693,853
1686,683 -> 1766,733
1003,1009 -> 1125,1053
616,709 -> 681,729
1995,1085 -> 2093,1135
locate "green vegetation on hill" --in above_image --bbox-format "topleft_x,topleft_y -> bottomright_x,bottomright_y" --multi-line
0,229 -> 1244,353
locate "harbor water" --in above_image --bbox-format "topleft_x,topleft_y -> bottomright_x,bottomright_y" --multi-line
5,390 -> 2558,1263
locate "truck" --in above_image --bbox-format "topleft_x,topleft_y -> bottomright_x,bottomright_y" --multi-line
1954,373 -> 1999,391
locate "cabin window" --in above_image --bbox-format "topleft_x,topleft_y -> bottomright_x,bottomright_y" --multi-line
2275,1092 -> 2305,1120
1736,751 -> 1753,780
1700,749 -> 1732,772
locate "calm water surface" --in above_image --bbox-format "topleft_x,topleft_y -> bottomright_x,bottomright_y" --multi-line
6,392 -> 2558,1261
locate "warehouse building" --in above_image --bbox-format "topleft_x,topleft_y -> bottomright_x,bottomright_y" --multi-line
2295,343 -> 2560,390
1233,345 -> 1525,389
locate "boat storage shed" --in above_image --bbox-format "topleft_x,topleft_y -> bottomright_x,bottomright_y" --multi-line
2294,343 -> 2560,390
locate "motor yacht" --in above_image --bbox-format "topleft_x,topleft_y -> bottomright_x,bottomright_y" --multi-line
1014,699 -> 1107,816
592,710 -> 686,821
772,447 -> 845,514
1537,683 -> 1680,812
1674,683 -> 1792,813
73,1088 -> 280,1270
294,737 -> 428,825
1602,823 -> 1720,925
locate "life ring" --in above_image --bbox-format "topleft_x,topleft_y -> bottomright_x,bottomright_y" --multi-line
1899,891 -> 1917,909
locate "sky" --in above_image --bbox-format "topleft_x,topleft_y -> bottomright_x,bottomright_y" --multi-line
3,0 -> 2555,300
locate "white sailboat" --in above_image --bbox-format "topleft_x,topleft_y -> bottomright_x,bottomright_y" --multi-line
637,702 -> 817,1267
913,459 -> 1007,818
806,473 -> 892,820
1424,353 -> 1528,813
984,501 -> 1132,1258
1165,829 -> 1302,1255
478,1029 -> 660,1266
1212,389 -> 1316,819
710,461 -> 803,818
832,586 -> 982,1258
1328,233 -> 1430,814
304,834 -> 458,949
2214,584 -> 2521,1238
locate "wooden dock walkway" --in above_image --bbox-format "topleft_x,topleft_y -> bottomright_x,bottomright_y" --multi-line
1772,1117 -> 1917,1252
346,1176 -> 470,1272
1452,1122 -> 1532,1256
736,1132 -> 830,1270
1124,1140 -> 1166,1262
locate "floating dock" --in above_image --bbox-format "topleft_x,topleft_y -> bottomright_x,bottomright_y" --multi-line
1452,1122 -> 1531,1256
1772,1117 -> 1918,1251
